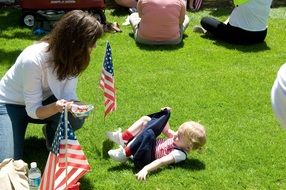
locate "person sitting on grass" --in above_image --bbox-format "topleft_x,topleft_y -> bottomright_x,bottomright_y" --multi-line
193,0 -> 272,45
129,0 -> 189,45
106,107 -> 206,180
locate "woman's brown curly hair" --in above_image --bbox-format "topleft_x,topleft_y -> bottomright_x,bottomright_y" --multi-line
42,10 -> 103,80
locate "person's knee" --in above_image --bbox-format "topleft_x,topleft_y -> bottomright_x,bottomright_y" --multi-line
200,17 -> 208,26
140,116 -> 151,126
70,118 -> 85,131
142,129 -> 155,140
0,147 -> 14,162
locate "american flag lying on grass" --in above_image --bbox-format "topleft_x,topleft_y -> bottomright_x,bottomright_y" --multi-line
39,109 -> 90,190
99,42 -> 116,117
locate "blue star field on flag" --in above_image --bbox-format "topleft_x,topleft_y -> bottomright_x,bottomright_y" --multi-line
103,42 -> 114,76
50,112 -> 77,155
39,110 -> 90,190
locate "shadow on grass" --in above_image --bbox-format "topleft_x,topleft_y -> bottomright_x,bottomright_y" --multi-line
272,0 -> 286,8
0,8 -> 38,40
0,7 -> 21,30
127,33 -> 187,51
146,158 -> 206,177
108,7 -> 129,17
23,137 -> 49,170
144,158 -> 205,179
0,30 -> 36,40
23,136 -> 94,189
78,176 -> 95,190
200,35 -> 271,52
107,161 -> 134,172
175,158 -> 205,171
0,8 -> 39,69
102,139 -> 114,159
107,157 -> 205,177
0,48 -> 22,68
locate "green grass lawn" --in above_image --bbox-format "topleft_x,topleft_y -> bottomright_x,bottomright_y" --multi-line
1,5 -> 286,190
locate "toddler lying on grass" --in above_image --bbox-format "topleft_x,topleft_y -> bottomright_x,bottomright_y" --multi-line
107,107 -> 206,180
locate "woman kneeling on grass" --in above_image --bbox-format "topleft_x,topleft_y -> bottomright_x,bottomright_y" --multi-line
0,10 -> 103,162
107,108 -> 206,180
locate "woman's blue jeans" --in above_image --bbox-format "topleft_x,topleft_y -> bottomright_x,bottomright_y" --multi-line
0,95 -> 84,162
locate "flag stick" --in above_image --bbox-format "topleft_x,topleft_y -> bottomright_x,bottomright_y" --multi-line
64,106 -> 68,189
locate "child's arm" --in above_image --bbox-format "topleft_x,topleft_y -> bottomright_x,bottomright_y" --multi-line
162,122 -> 176,138
160,107 -> 176,137
135,154 -> 175,180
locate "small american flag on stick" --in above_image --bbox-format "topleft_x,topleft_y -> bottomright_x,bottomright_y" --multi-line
99,42 -> 116,117
39,109 -> 90,190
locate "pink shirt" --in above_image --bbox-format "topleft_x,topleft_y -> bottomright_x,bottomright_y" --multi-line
137,0 -> 186,41
155,138 -> 187,163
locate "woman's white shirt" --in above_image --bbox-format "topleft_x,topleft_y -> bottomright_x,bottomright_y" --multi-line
0,42 -> 78,119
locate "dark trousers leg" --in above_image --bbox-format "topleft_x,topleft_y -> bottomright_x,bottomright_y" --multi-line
145,109 -> 170,137
28,95 -> 84,147
131,129 -> 156,170
201,17 -> 267,45
129,109 -> 170,154
128,109 -> 170,170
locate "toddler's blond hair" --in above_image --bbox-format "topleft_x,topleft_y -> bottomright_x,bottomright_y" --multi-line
180,121 -> 206,151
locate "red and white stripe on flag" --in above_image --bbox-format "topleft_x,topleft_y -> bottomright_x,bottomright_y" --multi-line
99,42 -> 116,117
39,128 -> 90,190
40,139 -> 90,190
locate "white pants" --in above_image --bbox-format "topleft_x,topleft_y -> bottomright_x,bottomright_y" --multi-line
271,63 -> 286,129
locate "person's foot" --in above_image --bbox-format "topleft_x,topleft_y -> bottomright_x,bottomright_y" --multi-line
193,25 -> 207,34
108,147 -> 128,163
42,125 -> 51,150
106,129 -> 125,147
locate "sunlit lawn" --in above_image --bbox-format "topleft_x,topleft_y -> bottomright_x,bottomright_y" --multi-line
1,5 -> 286,189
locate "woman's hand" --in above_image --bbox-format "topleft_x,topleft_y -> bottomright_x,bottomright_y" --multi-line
135,168 -> 148,181
36,99 -> 73,119
55,99 -> 73,113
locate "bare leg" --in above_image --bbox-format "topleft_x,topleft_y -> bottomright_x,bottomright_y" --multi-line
126,116 -> 151,136
106,116 -> 150,146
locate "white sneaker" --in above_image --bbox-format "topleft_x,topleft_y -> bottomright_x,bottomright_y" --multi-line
193,25 -> 207,34
122,16 -> 130,26
108,147 -> 128,163
106,129 -> 125,147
